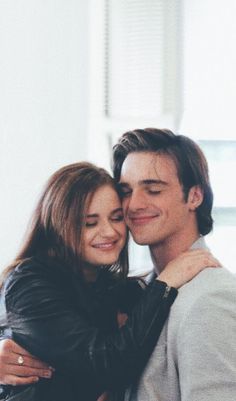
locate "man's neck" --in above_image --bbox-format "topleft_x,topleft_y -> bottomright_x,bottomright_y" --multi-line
150,230 -> 200,274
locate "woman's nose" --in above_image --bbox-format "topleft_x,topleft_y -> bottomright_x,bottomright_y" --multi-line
100,221 -> 117,237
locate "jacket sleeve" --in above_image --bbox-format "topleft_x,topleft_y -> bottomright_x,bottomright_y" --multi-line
3,261 -> 177,393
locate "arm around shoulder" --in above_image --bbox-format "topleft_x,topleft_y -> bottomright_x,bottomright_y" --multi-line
3,260 -> 177,392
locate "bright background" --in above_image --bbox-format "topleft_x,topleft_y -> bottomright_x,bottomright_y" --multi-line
0,0 -> 235,274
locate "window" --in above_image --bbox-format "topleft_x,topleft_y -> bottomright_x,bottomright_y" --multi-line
89,0 -> 236,274
89,0 -> 183,169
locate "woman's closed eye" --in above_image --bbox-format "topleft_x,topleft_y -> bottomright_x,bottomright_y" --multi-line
85,220 -> 97,228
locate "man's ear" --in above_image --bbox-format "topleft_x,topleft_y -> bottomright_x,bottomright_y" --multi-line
188,185 -> 203,210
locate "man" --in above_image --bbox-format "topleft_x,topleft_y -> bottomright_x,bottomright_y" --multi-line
112,127 -> 236,401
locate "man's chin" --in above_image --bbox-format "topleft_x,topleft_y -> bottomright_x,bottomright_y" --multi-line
131,235 -> 150,246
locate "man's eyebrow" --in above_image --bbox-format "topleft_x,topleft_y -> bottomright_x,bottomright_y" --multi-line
118,179 -> 168,187
141,179 -> 168,186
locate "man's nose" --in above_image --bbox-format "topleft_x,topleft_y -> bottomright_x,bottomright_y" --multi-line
126,190 -> 146,211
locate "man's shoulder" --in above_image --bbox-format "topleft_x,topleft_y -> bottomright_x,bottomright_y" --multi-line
180,267 -> 236,301
182,266 -> 236,294
169,267 -> 236,325
178,234 -> 236,301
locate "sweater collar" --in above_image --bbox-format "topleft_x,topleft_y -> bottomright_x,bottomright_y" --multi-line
190,236 -> 209,251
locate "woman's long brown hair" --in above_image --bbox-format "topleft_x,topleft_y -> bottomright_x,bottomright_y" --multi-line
1,162 -> 129,286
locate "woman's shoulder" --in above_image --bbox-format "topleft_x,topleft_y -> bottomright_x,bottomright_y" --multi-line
3,256 -> 80,319
3,255 -> 68,299
6,256 -> 53,281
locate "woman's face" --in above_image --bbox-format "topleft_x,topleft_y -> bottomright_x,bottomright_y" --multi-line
81,184 -> 127,267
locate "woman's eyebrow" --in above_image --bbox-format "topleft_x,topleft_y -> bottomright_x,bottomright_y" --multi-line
86,208 -> 123,218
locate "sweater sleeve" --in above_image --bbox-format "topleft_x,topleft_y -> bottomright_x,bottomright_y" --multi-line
3,260 -> 177,394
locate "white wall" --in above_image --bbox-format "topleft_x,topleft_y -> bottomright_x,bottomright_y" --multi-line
0,0 -> 89,268
182,0 -> 236,139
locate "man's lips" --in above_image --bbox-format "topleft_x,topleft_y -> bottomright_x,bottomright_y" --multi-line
128,214 -> 160,225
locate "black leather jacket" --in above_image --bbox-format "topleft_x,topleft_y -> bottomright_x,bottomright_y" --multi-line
1,256 -> 177,401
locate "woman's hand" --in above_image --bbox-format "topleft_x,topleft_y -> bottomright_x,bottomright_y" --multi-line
158,249 -> 221,289
0,339 -> 53,386
97,392 -> 110,401
117,312 -> 128,328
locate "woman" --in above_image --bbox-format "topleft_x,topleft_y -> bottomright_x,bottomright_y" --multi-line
0,162 -> 219,401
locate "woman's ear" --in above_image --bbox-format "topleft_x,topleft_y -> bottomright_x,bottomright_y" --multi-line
188,185 -> 203,210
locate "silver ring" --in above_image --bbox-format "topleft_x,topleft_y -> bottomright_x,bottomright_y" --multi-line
17,355 -> 24,365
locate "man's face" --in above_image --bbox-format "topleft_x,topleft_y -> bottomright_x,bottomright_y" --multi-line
119,151 -> 197,247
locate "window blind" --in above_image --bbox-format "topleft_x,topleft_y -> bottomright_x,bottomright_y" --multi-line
104,0 -> 182,120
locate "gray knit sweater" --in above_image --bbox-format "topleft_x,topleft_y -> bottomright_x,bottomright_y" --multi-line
125,237 -> 236,401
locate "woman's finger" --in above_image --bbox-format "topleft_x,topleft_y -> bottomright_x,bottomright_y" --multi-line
10,353 -> 53,370
0,339 -> 51,369
3,374 -> 39,386
6,364 -> 53,378
0,339 -> 33,357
